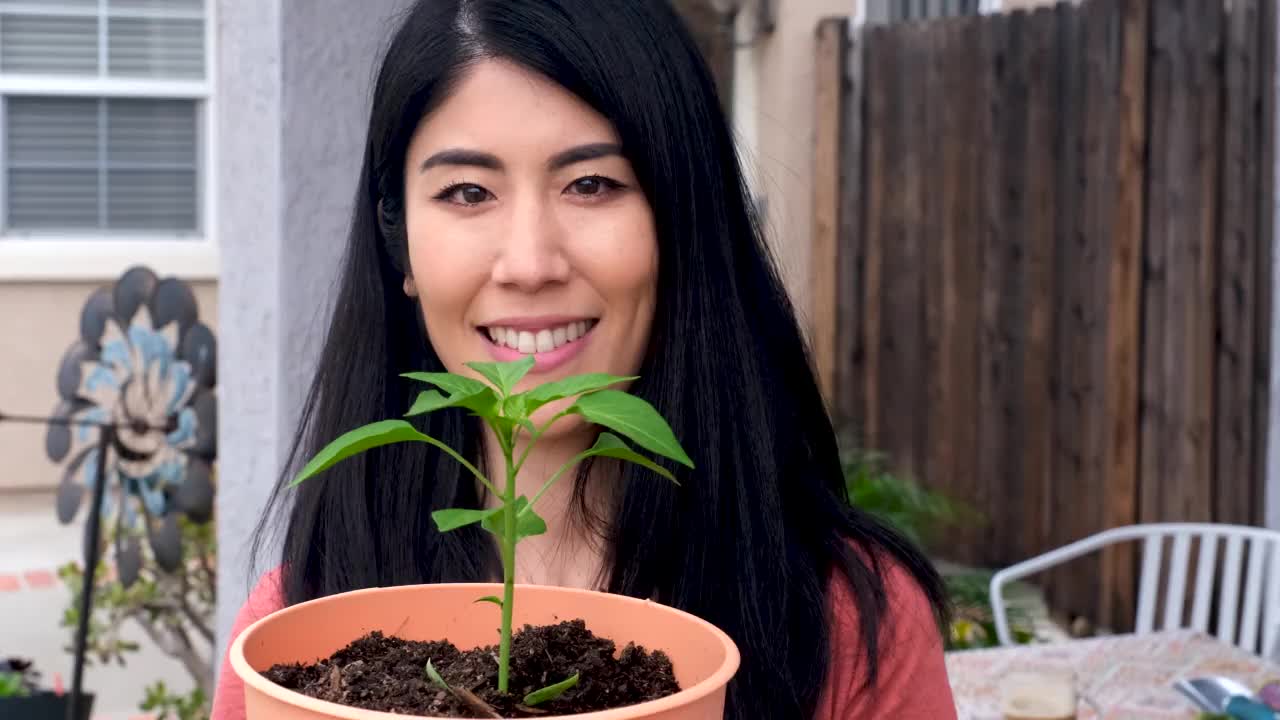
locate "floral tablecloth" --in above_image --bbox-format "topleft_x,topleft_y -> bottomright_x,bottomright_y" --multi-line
947,630 -> 1280,719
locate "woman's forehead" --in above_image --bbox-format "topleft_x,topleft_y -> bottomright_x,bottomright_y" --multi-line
408,59 -> 621,163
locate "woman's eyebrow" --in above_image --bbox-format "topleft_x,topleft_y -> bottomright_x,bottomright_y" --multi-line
548,142 -> 623,170
418,143 -> 623,173
419,148 -> 503,172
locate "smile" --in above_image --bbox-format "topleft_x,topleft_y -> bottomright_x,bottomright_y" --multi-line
482,319 -> 597,353
477,318 -> 599,373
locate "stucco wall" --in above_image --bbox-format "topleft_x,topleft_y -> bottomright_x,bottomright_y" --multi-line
0,280 -> 217,492
215,0 -> 413,667
735,0 -> 858,332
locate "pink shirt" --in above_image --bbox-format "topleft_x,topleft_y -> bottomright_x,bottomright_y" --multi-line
211,561 -> 955,719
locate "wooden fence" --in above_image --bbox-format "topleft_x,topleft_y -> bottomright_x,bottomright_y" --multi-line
813,0 -> 1277,630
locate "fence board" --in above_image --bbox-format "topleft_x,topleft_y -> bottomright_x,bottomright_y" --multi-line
922,19 -> 953,520
860,27 -> 888,452
951,15 -> 986,558
1047,0 -> 1089,620
1217,0 -> 1263,528
1255,0 -> 1277,536
1098,0 -> 1148,631
1141,0 -> 1223,526
1020,6 -> 1057,569
977,9 -> 1011,558
877,23 -> 927,480
813,19 -> 846,407
836,23 -> 868,433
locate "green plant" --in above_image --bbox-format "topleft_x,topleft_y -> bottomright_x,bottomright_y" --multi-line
0,658 -> 39,698
942,571 -> 1035,650
838,444 -> 1035,650
59,515 -> 215,715
841,447 -> 977,548
141,681 -> 208,720
0,672 -> 28,698
293,356 -> 692,701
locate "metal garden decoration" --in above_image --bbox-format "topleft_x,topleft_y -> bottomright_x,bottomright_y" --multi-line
46,265 -> 218,583
0,265 -> 217,719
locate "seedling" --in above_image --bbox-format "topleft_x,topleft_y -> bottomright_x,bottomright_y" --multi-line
292,356 -> 692,702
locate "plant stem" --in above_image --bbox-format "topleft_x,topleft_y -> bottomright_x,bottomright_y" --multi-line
498,452 -> 517,694
523,452 -> 586,515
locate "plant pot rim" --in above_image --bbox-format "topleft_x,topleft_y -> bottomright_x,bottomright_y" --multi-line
230,582 -> 741,719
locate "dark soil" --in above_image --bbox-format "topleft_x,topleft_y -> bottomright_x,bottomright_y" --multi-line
263,619 -> 681,718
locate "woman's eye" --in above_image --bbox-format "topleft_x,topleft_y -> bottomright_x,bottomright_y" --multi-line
566,176 -> 622,198
572,178 -> 603,195
436,183 -> 492,206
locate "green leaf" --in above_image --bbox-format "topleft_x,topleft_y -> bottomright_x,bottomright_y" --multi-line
482,496 -> 546,541
523,673 -> 579,706
502,393 -> 528,420
402,372 -> 489,397
568,391 -> 693,469
475,596 -> 503,607
293,419 -> 498,495
292,419 -> 429,486
465,355 -> 535,396
580,432 -> 677,484
433,506 -> 501,533
517,373 -> 637,414
406,387 -> 498,418
489,415 -> 536,447
425,659 -> 449,690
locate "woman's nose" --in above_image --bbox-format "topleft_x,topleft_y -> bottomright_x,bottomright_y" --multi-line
490,195 -> 571,290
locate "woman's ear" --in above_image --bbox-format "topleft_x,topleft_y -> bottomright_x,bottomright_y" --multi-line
403,275 -> 419,298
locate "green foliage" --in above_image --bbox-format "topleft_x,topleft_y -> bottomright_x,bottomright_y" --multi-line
841,447 -> 977,548
942,571 -> 1035,651
294,358 -> 691,695
140,681 -> 208,720
839,442 -> 1034,650
0,671 -> 29,698
59,514 -> 215,715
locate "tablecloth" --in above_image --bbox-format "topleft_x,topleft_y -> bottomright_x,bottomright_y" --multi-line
947,630 -> 1280,719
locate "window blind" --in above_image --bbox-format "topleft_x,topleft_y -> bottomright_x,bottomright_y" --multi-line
6,96 -> 198,231
0,1 -> 205,234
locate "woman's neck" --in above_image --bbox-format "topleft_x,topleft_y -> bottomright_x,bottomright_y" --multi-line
479,427 -> 609,590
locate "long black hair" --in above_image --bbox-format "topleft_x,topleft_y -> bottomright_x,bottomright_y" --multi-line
254,1 -> 949,717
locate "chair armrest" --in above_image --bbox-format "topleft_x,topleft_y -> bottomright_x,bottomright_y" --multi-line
989,528 -> 1135,646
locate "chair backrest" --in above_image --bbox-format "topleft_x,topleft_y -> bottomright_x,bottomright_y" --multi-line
1120,523 -> 1280,657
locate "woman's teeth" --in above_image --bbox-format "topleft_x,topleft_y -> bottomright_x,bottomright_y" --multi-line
487,321 -> 593,353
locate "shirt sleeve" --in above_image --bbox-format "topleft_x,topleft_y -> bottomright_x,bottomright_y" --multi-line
817,558 -> 958,719
209,566 -> 285,720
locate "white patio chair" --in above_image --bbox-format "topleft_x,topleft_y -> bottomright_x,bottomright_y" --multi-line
989,523 -> 1280,658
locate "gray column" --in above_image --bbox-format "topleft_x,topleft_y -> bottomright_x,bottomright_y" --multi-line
215,0 -> 412,672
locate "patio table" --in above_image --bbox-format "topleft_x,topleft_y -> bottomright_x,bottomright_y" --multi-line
947,630 -> 1280,719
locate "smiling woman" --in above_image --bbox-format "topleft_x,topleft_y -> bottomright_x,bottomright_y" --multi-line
211,1 -> 955,719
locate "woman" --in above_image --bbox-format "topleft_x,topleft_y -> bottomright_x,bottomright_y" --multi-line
213,1 -> 955,718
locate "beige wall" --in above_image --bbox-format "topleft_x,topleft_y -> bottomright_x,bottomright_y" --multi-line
734,0 -> 854,333
0,281 -> 217,491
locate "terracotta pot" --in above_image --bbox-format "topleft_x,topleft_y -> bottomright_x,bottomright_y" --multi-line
229,583 -> 740,719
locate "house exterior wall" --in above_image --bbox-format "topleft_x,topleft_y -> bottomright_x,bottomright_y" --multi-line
734,0 -> 858,332
0,281 -> 218,493
214,0 -> 413,667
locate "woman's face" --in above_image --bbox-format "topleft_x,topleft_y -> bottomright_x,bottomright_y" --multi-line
402,59 -> 658,431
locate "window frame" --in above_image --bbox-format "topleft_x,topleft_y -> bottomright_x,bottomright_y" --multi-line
0,0 -> 218,281
852,0 -> 1003,26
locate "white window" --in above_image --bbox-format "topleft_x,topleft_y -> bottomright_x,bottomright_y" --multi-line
0,0 -> 216,280
856,0 -> 993,26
